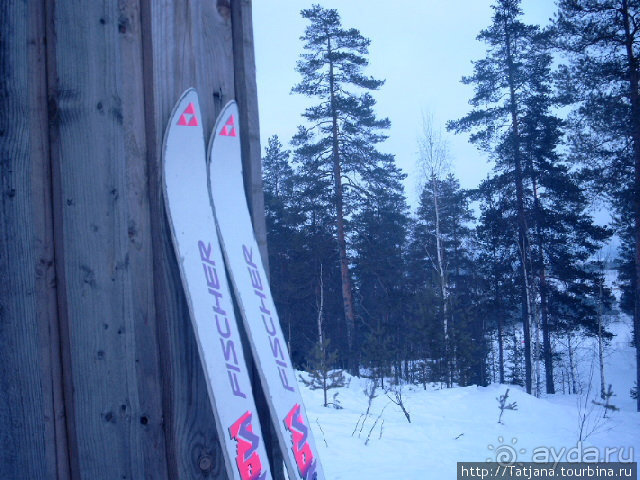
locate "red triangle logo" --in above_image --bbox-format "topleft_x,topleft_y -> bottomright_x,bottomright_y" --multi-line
177,102 -> 199,126
219,114 -> 236,136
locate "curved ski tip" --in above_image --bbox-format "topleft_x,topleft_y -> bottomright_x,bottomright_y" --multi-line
207,99 -> 239,151
216,100 -> 238,128
164,88 -> 200,131
172,88 -> 199,112
220,99 -> 237,113
178,87 -> 198,102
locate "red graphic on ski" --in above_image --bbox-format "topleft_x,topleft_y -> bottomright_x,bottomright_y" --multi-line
219,114 -> 237,137
284,404 -> 317,480
229,411 -> 267,480
177,102 -> 199,126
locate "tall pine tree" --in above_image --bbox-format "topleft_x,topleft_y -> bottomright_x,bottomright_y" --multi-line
351,159 -> 409,383
448,0 -> 542,393
555,0 -> 640,411
293,5 -> 392,374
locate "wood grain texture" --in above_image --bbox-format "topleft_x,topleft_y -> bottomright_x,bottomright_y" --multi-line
0,1 -> 57,478
141,1 -> 237,478
1,1 -> 270,478
46,0 -> 168,477
231,0 -> 268,270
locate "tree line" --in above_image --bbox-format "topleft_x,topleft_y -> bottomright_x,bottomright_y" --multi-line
261,1 -> 640,410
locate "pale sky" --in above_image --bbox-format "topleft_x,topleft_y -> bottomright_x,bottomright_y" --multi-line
252,0 -> 558,209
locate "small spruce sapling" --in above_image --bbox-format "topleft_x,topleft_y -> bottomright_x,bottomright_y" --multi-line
497,388 -> 518,424
300,338 -> 346,407
301,262 -> 346,407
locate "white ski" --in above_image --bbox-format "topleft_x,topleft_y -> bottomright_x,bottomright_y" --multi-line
162,89 -> 272,480
207,101 -> 325,480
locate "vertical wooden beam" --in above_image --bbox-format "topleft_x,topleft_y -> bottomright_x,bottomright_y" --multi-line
46,0 -> 168,477
231,0 -> 269,269
141,1 -> 236,477
0,1 -> 67,478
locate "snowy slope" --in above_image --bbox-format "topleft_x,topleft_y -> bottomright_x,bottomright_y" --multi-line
299,317 -> 639,479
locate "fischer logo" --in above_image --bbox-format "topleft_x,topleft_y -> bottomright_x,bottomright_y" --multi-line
284,404 -> 317,480
242,245 -> 295,392
198,240 -> 247,398
219,114 -> 237,137
229,411 -> 267,480
177,102 -> 199,126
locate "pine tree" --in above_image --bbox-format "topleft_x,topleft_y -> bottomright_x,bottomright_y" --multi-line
293,5 -> 392,374
411,172 -> 476,386
263,136 -> 300,355
474,179 -> 521,385
448,0 -> 543,394
291,145 -> 344,367
520,67 -> 610,394
263,135 -> 342,367
555,0 -> 640,411
351,159 -> 409,383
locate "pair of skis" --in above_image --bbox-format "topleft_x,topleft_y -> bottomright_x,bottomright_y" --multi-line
162,89 -> 324,480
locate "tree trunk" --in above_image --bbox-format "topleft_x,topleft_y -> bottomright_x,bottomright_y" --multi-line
539,266 -> 555,393
598,276 -> 607,400
622,0 -> 640,412
431,174 -> 452,387
492,244 -> 506,384
504,16 -> 532,395
530,172 -> 555,394
327,38 -> 357,375
567,333 -> 578,395
317,263 -> 328,408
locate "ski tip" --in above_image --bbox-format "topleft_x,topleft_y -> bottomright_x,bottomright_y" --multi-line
162,88 -> 200,143
207,100 -> 240,153
170,88 -> 199,120
161,88 -> 204,198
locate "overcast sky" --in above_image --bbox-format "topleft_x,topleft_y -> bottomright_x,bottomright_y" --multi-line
252,0 -> 558,208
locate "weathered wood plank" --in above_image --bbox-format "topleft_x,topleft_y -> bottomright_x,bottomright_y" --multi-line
46,0 -> 168,477
0,1 -> 65,478
2,1 -> 270,478
141,1 -> 237,478
231,0 -> 268,268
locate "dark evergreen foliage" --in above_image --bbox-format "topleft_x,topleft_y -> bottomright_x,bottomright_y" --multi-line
292,4 -> 395,373
259,2 -> 633,405
555,0 -> 640,410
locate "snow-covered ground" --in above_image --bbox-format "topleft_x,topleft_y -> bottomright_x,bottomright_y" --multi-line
299,316 -> 639,479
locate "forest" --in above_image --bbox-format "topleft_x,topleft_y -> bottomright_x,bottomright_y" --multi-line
260,0 -> 640,411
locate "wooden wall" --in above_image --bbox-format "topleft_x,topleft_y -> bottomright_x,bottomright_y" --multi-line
0,1 -> 277,478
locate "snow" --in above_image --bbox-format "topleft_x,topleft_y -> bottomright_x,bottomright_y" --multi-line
298,316 -> 639,479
